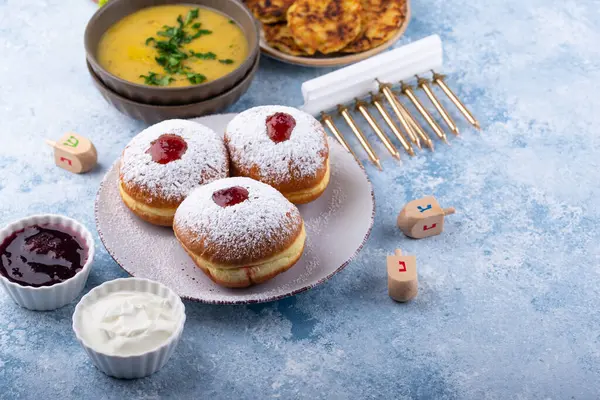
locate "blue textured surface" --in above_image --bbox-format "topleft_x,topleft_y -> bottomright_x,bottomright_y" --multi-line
1,0 -> 600,398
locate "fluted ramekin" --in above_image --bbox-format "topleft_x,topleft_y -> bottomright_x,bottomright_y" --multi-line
0,214 -> 95,311
72,278 -> 186,379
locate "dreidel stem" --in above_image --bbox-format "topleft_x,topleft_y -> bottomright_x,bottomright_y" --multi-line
443,207 -> 456,216
394,249 -> 403,256
45,140 -> 57,148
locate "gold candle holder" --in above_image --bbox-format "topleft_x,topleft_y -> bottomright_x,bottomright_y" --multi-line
338,104 -> 382,170
370,93 -> 415,156
431,71 -> 481,130
376,79 -> 421,150
354,99 -> 400,160
320,112 -> 362,168
416,75 -> 459,136
393,97 -> 435,151
400,81 -> 448,144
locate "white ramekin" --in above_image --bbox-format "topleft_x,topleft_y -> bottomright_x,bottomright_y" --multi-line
72,277 -> 186,379
0,214 -> 95,311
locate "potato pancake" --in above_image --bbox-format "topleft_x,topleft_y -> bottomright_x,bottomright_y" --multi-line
341,0 -> 406,53
264,23 -> 310,56
287,0 -> 362,55
246,0 -> 295,24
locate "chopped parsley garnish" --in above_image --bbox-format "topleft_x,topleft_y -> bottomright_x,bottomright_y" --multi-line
186,73 -> 207,84
139,72 -> 174,86
141,8 -> 227,86
190,50 -> 217,60
229,19 -> 235,24
197,29 -> 213,35
184,8 -> 199,25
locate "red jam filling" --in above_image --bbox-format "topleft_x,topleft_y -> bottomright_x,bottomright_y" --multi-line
0,225 -> 86,287
146,134 -> 188,164
266,112 -> 296,143
212,186 -> 249,207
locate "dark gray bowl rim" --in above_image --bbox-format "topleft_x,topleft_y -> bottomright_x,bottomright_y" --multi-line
86,54 -> 259,109
84,0 -> 259,93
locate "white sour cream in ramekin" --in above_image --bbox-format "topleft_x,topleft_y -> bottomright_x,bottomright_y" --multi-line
79,291 -> 179,356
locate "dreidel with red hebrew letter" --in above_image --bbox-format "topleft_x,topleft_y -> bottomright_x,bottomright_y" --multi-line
387,249 -> 417,302
46,133 -> 98,174
397,196 -> 455,239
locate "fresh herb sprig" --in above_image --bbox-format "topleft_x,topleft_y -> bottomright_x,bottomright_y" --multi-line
186,73 -> 207,84
142,8 -> 212,85
190,50 -> 217,60
141,8 -> 235,86
139,72 -> 174,86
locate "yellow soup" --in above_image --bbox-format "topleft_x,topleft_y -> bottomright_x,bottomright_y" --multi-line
97,5 -> 249,87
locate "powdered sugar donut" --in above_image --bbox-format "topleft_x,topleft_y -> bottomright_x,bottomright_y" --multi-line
119,119 -> 229,226
224,106 -> 330,204
173,177 -> 306,288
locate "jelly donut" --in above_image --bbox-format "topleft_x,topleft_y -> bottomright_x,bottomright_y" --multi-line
173,177 -> 306,288
224,106 -> 330,204
119,119 -> 229,226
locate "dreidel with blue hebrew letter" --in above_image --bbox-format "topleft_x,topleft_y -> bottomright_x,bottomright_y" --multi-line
397,196 -> 455,239
46,133 -> 98,174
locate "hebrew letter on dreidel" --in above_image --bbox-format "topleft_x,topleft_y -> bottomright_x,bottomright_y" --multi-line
387,249 -> 418,302
397,196 -> 455,239
417,204 -> 432,213
46,132 -> 97,174
63,135 -> 80,148
59,157 -> 73,166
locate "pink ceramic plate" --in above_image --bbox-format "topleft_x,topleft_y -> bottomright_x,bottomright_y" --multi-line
94,113 -> 374,304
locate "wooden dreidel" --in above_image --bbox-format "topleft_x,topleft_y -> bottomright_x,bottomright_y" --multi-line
397,196 -> 455,239
387,249 -> 417,302
46,133 -> 98,174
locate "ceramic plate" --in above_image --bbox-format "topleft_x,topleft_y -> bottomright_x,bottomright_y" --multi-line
259,2 -> 411,67
95,113 -> 374,304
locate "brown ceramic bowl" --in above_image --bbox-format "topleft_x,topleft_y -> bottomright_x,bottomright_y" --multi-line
88,54 -> 259,124
85,0 -> 259,106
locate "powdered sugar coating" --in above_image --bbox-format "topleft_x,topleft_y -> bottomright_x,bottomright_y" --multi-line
96,128 -> 374,304
174,177 -> 303,265
225,106 -> 328,185
120,119 -> 229,203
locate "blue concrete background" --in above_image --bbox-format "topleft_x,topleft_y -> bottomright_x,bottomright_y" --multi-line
1,0 -> 599,398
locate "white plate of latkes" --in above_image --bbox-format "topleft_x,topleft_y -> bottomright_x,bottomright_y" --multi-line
95,113 -> 374,304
